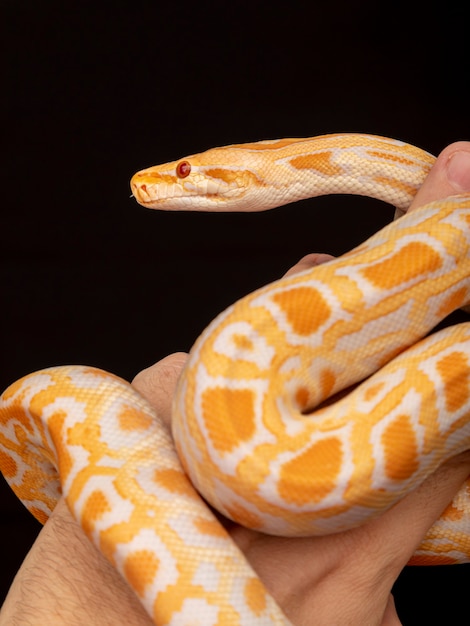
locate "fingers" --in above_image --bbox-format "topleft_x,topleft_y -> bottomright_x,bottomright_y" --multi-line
406,141 -> 470,213
327,453 -> 470,622
357,451 -> 470,577
0,498 -> 154,626
132,352 -> 188,430
283,252 -> 336,277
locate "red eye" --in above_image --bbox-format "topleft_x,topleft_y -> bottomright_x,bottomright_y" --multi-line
176,160 -> 191,178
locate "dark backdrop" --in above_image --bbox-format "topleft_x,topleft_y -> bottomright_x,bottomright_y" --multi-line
2,1 -> 469,622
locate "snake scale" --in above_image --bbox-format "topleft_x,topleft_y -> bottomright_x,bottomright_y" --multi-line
2,134 -> 470,625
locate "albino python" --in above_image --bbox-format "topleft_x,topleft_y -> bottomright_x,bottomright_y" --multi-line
2,133 -> 470,624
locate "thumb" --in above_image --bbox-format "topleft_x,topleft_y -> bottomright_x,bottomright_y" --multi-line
401,141 -> 470,216
132,352 -> 188,430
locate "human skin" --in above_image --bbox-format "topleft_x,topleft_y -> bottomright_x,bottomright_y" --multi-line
2,142 -> 470,625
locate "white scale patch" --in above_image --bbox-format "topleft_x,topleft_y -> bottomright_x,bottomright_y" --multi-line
69,368 -> 115,389
274,393 -> 308,437
334,298 -> 416,356
167,598 -> 220,626
212,320 -> 276,369
166,509 -> 230,551
191,560 -> 221,593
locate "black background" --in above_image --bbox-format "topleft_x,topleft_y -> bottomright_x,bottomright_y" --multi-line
2,0 -> 469,622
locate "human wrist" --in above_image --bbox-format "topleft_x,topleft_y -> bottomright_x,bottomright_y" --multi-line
1,499 -> 152,626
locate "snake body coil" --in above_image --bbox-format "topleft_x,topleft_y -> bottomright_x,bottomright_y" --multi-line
2,134 -> 470,625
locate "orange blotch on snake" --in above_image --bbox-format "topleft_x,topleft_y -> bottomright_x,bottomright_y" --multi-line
272,286 -> 331,336
82,367 -> 120,380
381,415 -> 419,481
278,437 -> 342,505
30,507 -> 49,525
193,516 -> 228,537
436,351 -> 470,412
233,333 -> 254,351
118,406 -> 153,431
204,168 -> 263,189
124,550 -> 160,598
201,387 -> 256,454
295,386 -> 310,410
368,150 -> 417,166
408,554 -> 459,566
82,490 -> 112,535
373,176 -> 418,198
204,168 -> 238,183
437,287 -> 468,317
244,577 -> 267,615
361,242 -> 442,290
153,468 -> 196,497
363,381 -> 385,402
290,152 -> 343,176
320,369 -> 336,398
0,449 -> 17,478
224,501 -> 263,529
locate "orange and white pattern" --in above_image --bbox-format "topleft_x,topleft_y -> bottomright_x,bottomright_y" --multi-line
2,134 -> 470,625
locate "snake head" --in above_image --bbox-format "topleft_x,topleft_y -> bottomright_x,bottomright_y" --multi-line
130,146 -> 271,212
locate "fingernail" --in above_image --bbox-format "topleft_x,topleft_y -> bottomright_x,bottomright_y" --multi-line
446,150 -> 470,191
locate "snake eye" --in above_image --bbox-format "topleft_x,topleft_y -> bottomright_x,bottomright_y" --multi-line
176,160 -> 191,178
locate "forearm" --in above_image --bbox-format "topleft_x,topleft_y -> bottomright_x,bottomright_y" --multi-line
0,498 -> 152,626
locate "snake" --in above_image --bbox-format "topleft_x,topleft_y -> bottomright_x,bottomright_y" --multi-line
2,133 -> 470,625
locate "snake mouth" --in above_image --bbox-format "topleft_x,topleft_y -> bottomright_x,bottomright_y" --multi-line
131,180 -> 223,211
131,180 -> 202,208
130,178 -> 186,208
130,173 -> 247,210
130,181 -> 158,206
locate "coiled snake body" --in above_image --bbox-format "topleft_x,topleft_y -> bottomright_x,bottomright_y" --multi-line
2,134 -> 470,624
